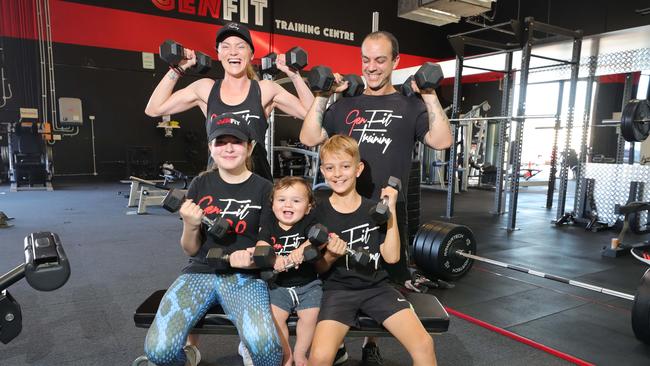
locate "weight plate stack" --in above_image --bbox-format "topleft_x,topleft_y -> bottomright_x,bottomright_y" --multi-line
412,221 -> 476,281
632,268 -> 650,345
621,99 -> 650,142
407,160 -> 421,245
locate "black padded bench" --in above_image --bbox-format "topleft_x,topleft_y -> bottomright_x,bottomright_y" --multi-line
134,289 -> 449,337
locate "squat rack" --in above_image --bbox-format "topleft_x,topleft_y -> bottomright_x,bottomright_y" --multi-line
445,18 -> 583,231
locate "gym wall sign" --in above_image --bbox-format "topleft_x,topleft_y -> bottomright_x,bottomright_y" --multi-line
273,19 -> 355,42
151,0 -> 269,26
62,0 -> 271,27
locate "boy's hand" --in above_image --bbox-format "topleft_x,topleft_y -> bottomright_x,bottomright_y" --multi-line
287,244 -> 306,269
229,247 -> 254,268
179,199 -> 203,228
325,233 -> 347,258
380,186 -> 399,213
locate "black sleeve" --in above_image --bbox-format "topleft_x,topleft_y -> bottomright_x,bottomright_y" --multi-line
413,99 -> 429,143
257,215 -> 274,244
186,176 -> 201,202
258,179 -> 274,238
301,212 -> 318,241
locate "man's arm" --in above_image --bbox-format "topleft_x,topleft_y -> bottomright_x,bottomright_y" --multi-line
299,95 -> 330,147
413,80 -> 453,149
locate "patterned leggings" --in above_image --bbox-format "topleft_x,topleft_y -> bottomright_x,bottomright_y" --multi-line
144,272 -> 282,366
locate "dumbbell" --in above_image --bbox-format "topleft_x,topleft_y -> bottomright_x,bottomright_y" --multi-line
308,224 -> 371,266
400,62 -> 444,97
259,244 -> 321,283
342,74 -> 365,97
205,245 -> 279,270
260,47 -> 308,76
369,176 -> 402,225
162,189 -> 229,238
307,66 -> 364,97
400,75 -> 416,97
159,39 -> 212,74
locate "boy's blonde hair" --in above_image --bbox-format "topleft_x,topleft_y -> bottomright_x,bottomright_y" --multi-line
319,135 -> 361,163
271,176 -> 315,207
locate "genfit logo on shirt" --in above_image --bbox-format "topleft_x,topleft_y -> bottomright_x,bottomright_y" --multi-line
272,233 -> 305,254
210,110 -> 260,126
344,109 -> 403,154
340,223 -> 381,270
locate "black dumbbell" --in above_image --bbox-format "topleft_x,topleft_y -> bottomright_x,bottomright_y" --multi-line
261,47 -> 308,76
342,74 -> 365,97
159,39 -> 212,74
307,65 -> 335,92
400,75 -> 416,97
369,176 -> 402,225
260,244 -> 321,283
307,224 -> 371,266
205,247 -> 232,270
205,245 -> 278,270
307,66 -> 364,97
162,189 -> 229,238
414,62 -> 443,90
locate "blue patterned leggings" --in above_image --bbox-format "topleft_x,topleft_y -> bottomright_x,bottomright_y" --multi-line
144,272 -> 282,366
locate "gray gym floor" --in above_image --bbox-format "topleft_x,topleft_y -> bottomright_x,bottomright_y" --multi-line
0,180 -> 648,365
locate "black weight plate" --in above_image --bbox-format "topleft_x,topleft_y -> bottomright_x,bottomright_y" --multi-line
417,222 -> 453,277
412,222 -> 433,262
632,268 -> 650,345
412,221 -> 445,268
407,206 -> 421,214
421,222 -> 476,281
621,99 -> 650,142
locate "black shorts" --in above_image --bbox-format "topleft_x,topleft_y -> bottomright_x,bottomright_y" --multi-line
318,286 -> 413,328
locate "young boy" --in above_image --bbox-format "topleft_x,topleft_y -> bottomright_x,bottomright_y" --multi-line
307,135 -> 437,366
256,177 -> 322,366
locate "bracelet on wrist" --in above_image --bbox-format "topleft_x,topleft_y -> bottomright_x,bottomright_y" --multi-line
169,66 -> 185,77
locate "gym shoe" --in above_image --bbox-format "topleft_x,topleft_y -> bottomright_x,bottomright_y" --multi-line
183,344 -> 201,366
333,343 -> 349,365
238,341 -> 254,366
361,342 -> 384,365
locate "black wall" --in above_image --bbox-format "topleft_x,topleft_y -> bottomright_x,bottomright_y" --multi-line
1,0 -> 648,179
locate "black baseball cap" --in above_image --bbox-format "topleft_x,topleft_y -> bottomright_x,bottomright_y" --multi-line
215,22 -> 254,52
207,113 -> 252,143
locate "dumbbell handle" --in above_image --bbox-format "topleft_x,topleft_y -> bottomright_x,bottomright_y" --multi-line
0,264 -> 25,292
201,215 -> 216,227
346,248 -> 362,256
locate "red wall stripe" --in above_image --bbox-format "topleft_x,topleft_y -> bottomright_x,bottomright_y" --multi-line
0,0 -> 440,75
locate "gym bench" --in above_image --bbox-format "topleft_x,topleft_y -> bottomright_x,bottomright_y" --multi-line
122,176 -> 185,215
134,289 -> 450,337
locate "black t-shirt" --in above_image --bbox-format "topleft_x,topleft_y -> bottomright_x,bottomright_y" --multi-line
206,79 -> 269,143
312,194 -> 390,290
205,79 -> 273,181
322,93 -> 429,200
182,171 -> 272,274
258,213 -> 318,287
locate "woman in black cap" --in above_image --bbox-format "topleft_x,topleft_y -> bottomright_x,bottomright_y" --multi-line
145,21 -> 313,181
141,113 -> 283,366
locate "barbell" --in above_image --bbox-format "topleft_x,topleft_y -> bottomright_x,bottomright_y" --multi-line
412,220 -> 650,345
448,114 -> 556,123
621,99 -> 650,142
